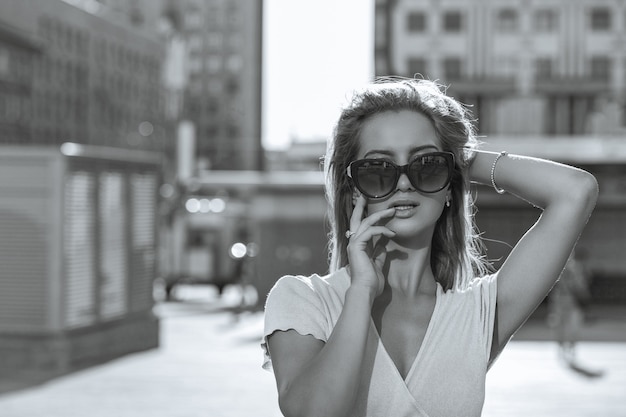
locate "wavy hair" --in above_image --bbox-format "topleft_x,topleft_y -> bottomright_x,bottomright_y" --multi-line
323,77 -> 492,291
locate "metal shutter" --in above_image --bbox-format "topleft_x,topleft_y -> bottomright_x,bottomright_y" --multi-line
99,172 -> 128,320
129,172 -> 157,312
64,171 -> 97,328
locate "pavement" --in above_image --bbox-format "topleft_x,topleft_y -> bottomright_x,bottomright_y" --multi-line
0,284 -> 625,417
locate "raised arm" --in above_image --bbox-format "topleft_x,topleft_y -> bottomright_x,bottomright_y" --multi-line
470,150 -> 598,352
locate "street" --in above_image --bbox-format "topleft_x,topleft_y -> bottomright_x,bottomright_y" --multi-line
0,285 -> 624,417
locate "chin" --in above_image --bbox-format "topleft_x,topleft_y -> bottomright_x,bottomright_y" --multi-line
389,223 -> 436,244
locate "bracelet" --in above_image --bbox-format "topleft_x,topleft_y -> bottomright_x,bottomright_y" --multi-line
490,151 -> 508,194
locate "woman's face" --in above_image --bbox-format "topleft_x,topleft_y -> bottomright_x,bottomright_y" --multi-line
354,110 -> 449,245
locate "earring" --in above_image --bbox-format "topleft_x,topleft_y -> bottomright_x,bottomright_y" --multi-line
445,196 -> 451,207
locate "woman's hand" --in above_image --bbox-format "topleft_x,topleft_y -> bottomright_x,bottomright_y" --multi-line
347,195 -> 396,297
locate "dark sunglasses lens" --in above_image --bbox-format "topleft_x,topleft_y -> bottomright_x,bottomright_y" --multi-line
356,161 -> 396,197
409,155 -> 450,192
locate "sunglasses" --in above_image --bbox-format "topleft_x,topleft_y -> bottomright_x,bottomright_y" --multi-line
347,151 -> 455,199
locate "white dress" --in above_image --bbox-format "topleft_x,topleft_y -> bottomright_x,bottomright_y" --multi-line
262,267 -> 498,417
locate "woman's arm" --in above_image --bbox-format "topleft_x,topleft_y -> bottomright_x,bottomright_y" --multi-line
267,285 -> 375,417
268,198 -> 395,417
470,150 -> 598,351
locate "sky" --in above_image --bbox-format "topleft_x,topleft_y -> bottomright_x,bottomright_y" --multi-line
262,0 -> 374,150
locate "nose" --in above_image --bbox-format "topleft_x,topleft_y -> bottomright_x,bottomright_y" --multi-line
396,172 -> 414,192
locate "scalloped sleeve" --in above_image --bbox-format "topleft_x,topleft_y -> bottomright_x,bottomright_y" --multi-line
261,275 -> 332,371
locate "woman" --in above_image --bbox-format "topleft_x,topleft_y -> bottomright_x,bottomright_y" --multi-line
261,78 -> 598,417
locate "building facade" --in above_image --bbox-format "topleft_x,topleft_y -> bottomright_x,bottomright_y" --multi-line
177,0 -> 264,171
369,1 -> 626,302
0,18 -> 41,145
374,0 -> 626,136
0,0 -> 168,152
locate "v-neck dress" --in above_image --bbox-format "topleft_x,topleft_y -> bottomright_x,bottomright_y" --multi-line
262,267 -> 498,417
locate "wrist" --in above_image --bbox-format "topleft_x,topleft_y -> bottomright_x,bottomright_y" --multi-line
464,146 -> 478,168
490,151 -> 508,194
346,284 -> 377,304
468,150 -> 500,186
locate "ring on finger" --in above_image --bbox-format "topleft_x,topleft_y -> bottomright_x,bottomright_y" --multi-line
345,230 -> 356,239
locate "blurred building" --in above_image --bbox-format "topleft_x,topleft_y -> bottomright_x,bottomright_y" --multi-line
265,140 -> 327,171
0,0 -> 170,152
172,0 -> 264,171
0,16 -> 42,144
370,0 -> 626,307
0,0 -> 172,379
374,0 -> 626,136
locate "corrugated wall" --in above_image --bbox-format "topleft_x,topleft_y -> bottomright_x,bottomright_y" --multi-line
0,156 -> 52,332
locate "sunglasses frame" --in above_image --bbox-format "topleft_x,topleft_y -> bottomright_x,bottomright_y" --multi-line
347,151 -> 455,199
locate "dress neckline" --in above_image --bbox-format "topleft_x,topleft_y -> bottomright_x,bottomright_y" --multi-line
369,283 -> 442,383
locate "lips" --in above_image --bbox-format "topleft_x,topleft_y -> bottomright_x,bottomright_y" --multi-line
390,200 -> 419,219
390,199 -> 419,210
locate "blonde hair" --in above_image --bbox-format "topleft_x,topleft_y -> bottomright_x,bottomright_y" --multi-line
324,77 -> 491,291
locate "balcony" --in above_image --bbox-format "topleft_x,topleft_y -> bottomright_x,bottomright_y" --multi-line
445,76 -> 516,96
534,76 -> 611,95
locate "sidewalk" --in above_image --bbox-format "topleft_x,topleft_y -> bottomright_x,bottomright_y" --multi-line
0,285 -> 624,417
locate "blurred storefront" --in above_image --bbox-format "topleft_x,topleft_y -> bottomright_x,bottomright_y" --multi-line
0,143 -> 161,379
166,170 -> 328,309
477,137 -> 626,306
204,137 -> 626,309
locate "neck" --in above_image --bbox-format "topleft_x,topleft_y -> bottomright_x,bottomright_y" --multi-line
383,246 -> 437,299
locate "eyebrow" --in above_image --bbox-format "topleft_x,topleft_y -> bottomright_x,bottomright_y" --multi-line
363,144 -> 439,158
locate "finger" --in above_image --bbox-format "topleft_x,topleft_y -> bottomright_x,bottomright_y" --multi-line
348,226 -> 396,250
349,194 -> 367,232
361,207 -> 396,228
372,235 -> 390,271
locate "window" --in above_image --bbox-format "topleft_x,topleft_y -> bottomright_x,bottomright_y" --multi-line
443,11 -> 462,32
226,124 -> 239,138
590,56 -> 611,81
188,56 -> 202,73
188,35 -> 202,51
226,78 -> 239,94
185,97 -> 201,119
497,9 -> 518,32
186,13 -> 203,28
443,57 -> 462,80
229,34 -> 242,49
205,125 -> 219,138
407,58 -> 428,77
226,55 -> 242,72
206,98 -> 219,114
494,57 -> 518,77
227,12 -> 240,27
206,56 -> 221,73
534,9 -> 558,32
207,33 -> 223,50
590,8 -> 611,31
535,58 -> 553,79
207,80 -> 222,94
407,12 -> 426,32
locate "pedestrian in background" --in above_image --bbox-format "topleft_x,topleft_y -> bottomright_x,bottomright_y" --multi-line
262,77 -> 598,417
548,249 -> 591,361
547,248 -> 603,377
